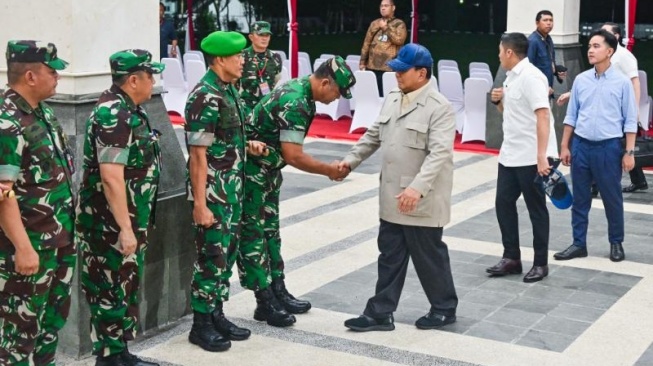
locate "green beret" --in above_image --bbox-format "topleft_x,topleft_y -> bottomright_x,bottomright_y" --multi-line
201,31 -> 246,57
6,40 -> 68,70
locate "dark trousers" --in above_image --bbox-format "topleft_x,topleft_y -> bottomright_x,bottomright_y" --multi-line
369,69 -> 384,97
495,164 -> 550,266
628,166 -> 647,185
571,136 -> 624,246
364,220 -> 458,318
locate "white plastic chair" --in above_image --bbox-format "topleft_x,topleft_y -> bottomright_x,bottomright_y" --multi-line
469,62 -> 490,73
167,45 -> 183,71
461,78 -> 490,142
639,70 -> 651,130
183,52 -> 202,64
278,66 -> 290,86
438,59 -> 458,70
298,52 -> 310,65
346,55 -> 361,62
272,50 -> 287,61
298,57 -> 312,77
161,58 -> 188,116
319,53 -> 335,60
282,59 -> 311,78
316,97 -> 352,120
430,76 -> 439,92
186,50 -> 204,58
438,69 -> 465,133
382,72 -> 398,97
470,70 -> 493,91
185,60 -> 206,91
313,58 -> 326,73
350,70 -> 382,133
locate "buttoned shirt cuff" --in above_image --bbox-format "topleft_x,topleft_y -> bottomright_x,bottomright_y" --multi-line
186,131 -> 214,146
97,147 -> 129,165
279,130 -> 305,145
0,165 -> 20,182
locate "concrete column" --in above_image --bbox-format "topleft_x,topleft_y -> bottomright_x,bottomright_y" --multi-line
486,0 -> 585,150
0,0 -> 194,358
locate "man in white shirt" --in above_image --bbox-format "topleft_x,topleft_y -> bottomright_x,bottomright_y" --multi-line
487,33 -> 552,283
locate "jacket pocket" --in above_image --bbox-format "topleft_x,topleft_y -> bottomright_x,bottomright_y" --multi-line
376,114 -> 391,141
403,121 -> 428,149
399,175 -> 431,217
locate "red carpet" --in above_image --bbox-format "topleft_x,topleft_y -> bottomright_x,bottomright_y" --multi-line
307,115 -> 499,155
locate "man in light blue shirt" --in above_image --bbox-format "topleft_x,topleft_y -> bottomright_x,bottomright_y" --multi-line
555,29 -> 637,262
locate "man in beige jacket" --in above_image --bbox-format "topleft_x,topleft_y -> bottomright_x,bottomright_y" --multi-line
339,43 -> 458,332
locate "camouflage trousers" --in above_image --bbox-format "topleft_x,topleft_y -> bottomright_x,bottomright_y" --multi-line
190,199 -> 243,314
239,162 -> 285,291
0,244 -> 76,366
78,229 -> 147,357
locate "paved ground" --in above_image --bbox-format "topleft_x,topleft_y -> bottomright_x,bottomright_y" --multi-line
61,138 -> 653,366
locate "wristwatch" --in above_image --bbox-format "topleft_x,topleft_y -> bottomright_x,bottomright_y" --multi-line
626,149 -> 635,156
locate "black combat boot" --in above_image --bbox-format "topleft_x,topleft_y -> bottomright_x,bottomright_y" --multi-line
188,311 -> 231,352
271,278 -> 312,314
95,353 -> 128,366
212,302 -> 251,341
120,344 -> 159,366
253,287 -> 296,327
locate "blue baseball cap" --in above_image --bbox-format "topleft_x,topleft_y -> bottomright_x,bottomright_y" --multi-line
387,43 -> 434,72
535,168 -> 573,210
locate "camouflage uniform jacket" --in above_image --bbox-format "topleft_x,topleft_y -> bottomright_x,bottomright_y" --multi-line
246,76 -> 315,170
237,46 -> 283,112
0,89 -> 75,251
76,85 -> 161,233
360,17 -> 407,71
185,69 -> 247,204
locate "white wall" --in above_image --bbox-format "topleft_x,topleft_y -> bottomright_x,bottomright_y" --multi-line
507,0 -> 580,45
0,0 -> 160,95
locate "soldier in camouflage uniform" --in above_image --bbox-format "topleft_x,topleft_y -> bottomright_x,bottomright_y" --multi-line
185,31 -> 267,353
360,0 -> 407,95
0,40 -> 76,366
241,56 -> 355,326
76,50 -> 164,366
237,21 -> 283,113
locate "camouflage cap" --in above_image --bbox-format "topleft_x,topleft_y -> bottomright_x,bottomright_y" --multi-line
251,21 -> 272,35
110,49 -> 165,76
325,56 -> 356,99
201,31 -> 247,57
5,40 -> 69,70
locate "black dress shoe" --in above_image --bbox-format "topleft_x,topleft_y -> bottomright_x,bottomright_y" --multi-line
344,314 -> 394,332
610,243 -> 625,262
415,312 -> 456,329
523,265 -> 548,283
622,182 -> 648,193
485,258 -> 522,276
553,244 -> 588,260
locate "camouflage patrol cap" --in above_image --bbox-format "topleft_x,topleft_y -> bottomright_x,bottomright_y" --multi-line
251,21 -> 273,35
110,49 -> 165,76
5,40 -> 68,70
201,31 -> 247,57
325,56 -> 356,99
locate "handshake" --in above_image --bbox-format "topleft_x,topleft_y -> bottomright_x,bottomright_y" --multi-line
327,161 -> 352,182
